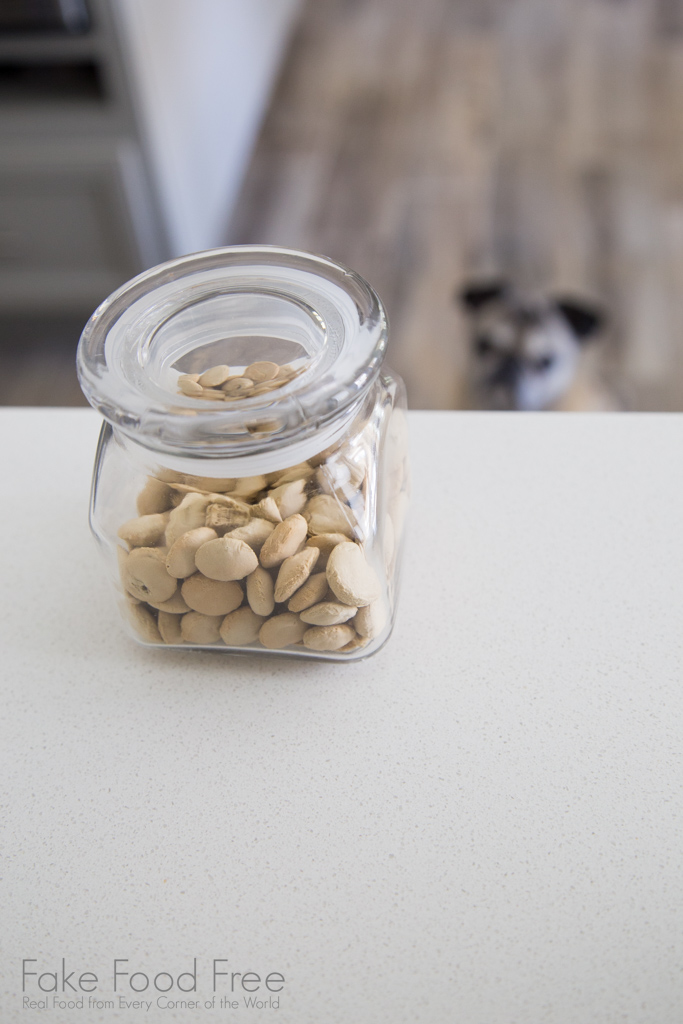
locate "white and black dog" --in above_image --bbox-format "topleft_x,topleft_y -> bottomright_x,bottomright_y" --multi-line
458,280 -> 618,411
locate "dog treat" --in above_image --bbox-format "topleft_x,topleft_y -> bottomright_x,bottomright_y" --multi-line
273,547 -> 319,603
269,478 -> 308,518
303,494 -> 355,537
126,600 -> 163,643
118,513 -> 169,549
183,475 -> 235,492
299,601 -> 357,626
195,536 -> 259,581
252,496 -> 282,523
121,547 -> 178,604
166,527 -> 218,578
198,364 -> 231,387
146,590 -> 191,614
259,612 -> 306,650
158,611 -> 183,644
137,476 -> 174,515
165,492 -> 211,546
198,387 -> 229,400
177,375 -> 204,396
230,475 -> 269,500
205,502 -> 250,531
246,565 -> 276,617
326,542 -> 381,607
181,575 -> 243,616
304,533 -> 348,570
302,624 -> 356,651
245,361 -> 279,383
222,377 -> 254,396
338,634 -> 370,653
259,514 -> 308,569
180,611 -> 223,644
271,463 -> 314,486
175,360 -> 305,403
287,571 -> 329,613
219,607 -> 265,645
227,518 -> 274,552
354,599 -> 387,639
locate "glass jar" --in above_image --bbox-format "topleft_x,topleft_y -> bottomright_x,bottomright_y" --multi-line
77,246 -> 409,660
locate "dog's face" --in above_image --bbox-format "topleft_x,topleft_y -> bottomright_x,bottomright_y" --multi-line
459,282 -> 603,411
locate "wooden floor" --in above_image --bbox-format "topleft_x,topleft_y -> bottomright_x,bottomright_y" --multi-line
230,0 -> 683,410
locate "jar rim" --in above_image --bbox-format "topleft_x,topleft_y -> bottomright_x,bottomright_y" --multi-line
76,245 -> 388,459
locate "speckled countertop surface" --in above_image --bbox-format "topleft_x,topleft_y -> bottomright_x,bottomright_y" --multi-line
1,409 -> 682,1024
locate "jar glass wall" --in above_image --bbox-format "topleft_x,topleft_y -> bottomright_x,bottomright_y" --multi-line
78,246 -> 409,660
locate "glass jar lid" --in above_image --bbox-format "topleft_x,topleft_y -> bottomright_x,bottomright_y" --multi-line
77,246 -> 388,461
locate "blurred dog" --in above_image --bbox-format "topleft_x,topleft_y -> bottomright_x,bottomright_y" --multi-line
457,280 -> 618,411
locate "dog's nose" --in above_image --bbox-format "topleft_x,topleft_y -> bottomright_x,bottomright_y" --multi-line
489,355 -> 519,388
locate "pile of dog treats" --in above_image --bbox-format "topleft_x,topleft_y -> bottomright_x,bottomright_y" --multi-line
117,454 -> 388,655
177,361 -> 303,402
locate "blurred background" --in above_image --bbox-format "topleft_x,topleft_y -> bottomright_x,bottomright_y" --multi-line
2,0 -> 683,410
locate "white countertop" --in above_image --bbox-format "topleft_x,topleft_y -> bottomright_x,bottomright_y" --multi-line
1,408 -> 682,1024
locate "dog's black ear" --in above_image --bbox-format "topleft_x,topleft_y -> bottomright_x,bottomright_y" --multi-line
458,280 -> 508,310
555,298 -> 604,340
